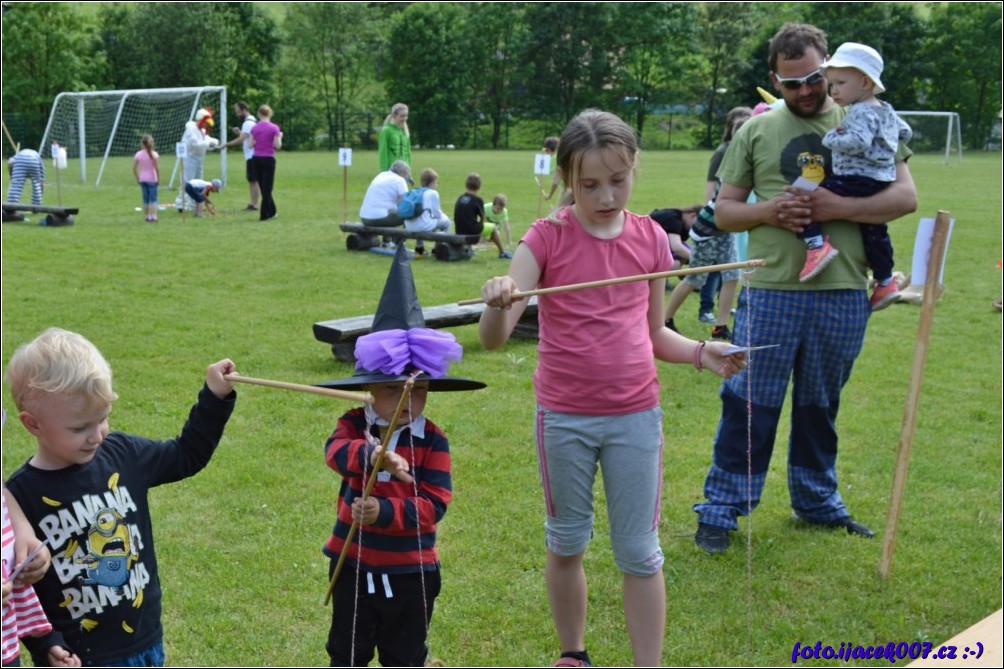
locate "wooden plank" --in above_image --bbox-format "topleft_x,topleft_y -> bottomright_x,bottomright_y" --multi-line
314,299 -> 539,362
907,609 -> 1001,667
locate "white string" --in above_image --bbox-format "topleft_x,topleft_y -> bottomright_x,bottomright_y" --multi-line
350,398 -> 433,663
348,414 -> 382,666
743,276 -> 754,655
404,394 -> 433,656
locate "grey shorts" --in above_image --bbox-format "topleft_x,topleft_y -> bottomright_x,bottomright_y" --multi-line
534,405 -> 665,576
684,233 -> 741,288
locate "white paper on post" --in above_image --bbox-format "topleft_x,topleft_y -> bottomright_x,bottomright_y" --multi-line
909,217 -> 954,287
339,148 -> 352,167
52,146 -> 67,169
534,153 -> 551,176
175,142 -> 187,159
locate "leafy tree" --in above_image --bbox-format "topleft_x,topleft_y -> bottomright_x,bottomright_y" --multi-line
694,3 -> 769,147
521,3 -> 617,124
100,3 -> 278,101
2,3 -> 107,148
281,3 -> 382,149
462,2 -> 529,148
383,3 -> 469,147
922,2 -> 1003,148
608,2 -> 700,137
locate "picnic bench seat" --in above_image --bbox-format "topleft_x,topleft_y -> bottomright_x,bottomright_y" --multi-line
340,222 -> 480,261
2,203 -> 79,226
314,298 -> 539,362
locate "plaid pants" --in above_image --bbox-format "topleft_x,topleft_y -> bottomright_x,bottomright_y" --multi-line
693,287 -> 869,530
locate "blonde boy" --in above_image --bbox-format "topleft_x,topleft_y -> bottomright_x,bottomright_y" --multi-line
4,327 -> 237,666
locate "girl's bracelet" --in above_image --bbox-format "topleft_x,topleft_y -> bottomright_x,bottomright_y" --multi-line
693,340 -> 706,372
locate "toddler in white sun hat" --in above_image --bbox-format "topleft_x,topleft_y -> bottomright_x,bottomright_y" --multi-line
795,41 -> 913,311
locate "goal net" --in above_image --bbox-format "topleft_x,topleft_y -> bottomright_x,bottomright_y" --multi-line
39,87 -> 227,186
895,111 -> 963,163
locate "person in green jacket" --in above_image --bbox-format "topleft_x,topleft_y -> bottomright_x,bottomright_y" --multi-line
378,103 -> 412,181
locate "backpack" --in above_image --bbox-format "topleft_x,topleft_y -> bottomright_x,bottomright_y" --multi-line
397,187 -> 427,219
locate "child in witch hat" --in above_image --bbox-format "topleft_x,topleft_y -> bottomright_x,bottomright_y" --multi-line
317,244 -> 484,666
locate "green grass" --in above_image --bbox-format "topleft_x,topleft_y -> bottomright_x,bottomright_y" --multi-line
2,148 -> 1001,666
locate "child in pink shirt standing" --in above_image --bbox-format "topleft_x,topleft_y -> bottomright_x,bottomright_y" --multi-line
132,135 -> 160,222
478,110 -> 747,666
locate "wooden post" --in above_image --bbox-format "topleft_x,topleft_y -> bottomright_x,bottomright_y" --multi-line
342,165 -> 348,223
879,211 -> 953,578
535,176 -> 543,219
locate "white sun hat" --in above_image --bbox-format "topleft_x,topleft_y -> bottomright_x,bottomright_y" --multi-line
821,42 -> 886,94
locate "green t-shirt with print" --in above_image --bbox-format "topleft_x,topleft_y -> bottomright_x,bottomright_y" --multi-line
719,103 -> 911,290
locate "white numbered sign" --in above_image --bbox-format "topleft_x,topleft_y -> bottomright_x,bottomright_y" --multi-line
534,153 -> 551,176
176,142 -> 187,159
339,148 -> 352,167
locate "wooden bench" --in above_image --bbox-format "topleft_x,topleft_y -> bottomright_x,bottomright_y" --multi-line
2,203 -> 79,226
314,298 -> 539,362
340,223 -> 480,262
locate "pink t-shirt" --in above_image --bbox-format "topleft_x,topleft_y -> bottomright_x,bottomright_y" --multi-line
250,120 -> 281,157
2,489 -> 52,664
133,149 -> 159,183
522,207 -> 672,415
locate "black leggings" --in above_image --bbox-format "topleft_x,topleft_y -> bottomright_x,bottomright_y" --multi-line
252,156 -> 277,220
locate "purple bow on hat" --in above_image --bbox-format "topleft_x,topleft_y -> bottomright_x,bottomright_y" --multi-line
354,328 -> 463,378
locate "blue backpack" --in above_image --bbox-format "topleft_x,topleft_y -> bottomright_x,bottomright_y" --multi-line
397,187 -> 427,219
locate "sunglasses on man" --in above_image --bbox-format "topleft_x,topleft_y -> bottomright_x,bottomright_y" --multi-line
773,69 -> 826,90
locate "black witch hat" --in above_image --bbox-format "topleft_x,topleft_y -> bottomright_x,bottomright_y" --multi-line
316,244 -> 486,392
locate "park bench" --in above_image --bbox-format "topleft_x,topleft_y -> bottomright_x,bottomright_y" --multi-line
340,222 -> 480,262
314,298 -> 539,362
2,203 -> 79,226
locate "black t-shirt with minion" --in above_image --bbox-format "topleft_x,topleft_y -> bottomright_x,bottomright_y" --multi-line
7,385 -> 235,665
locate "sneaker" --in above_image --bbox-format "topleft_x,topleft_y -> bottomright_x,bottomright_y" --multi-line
554,659 -> 591,668
711,325 -> 731,341
695,523 -> 730,554
792,512 -> 874,538
869,280 -> 901,311
499,251 -> 513,259
698,311 -> 716,324
799,237 -> 839,282
244,204 -> 258,211
414,245 -> 426,256
665,318 -> 679,333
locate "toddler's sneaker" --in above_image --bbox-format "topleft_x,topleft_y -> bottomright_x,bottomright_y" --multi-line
499,251 -> 513,259
869,280 -> 901,311
799,237 -> 839,282
711,325 -> 731,341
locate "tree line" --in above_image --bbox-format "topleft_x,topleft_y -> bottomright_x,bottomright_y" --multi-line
2,2 -> 1000,152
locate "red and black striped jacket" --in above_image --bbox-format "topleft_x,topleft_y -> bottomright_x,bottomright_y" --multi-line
323,408 -> 451,574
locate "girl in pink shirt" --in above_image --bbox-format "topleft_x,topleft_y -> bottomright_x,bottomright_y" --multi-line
132,135 -> 160,222
478,110 -> 746,667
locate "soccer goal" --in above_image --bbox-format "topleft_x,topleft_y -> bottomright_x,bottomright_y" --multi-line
39,87 -> 227,186
895,111 -> 963,164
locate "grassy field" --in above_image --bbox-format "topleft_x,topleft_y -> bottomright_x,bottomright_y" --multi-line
2,147 -> 1001,667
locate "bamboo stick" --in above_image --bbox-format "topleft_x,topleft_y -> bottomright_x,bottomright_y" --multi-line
458,259 -> 766,306
224,374 -> 372,403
